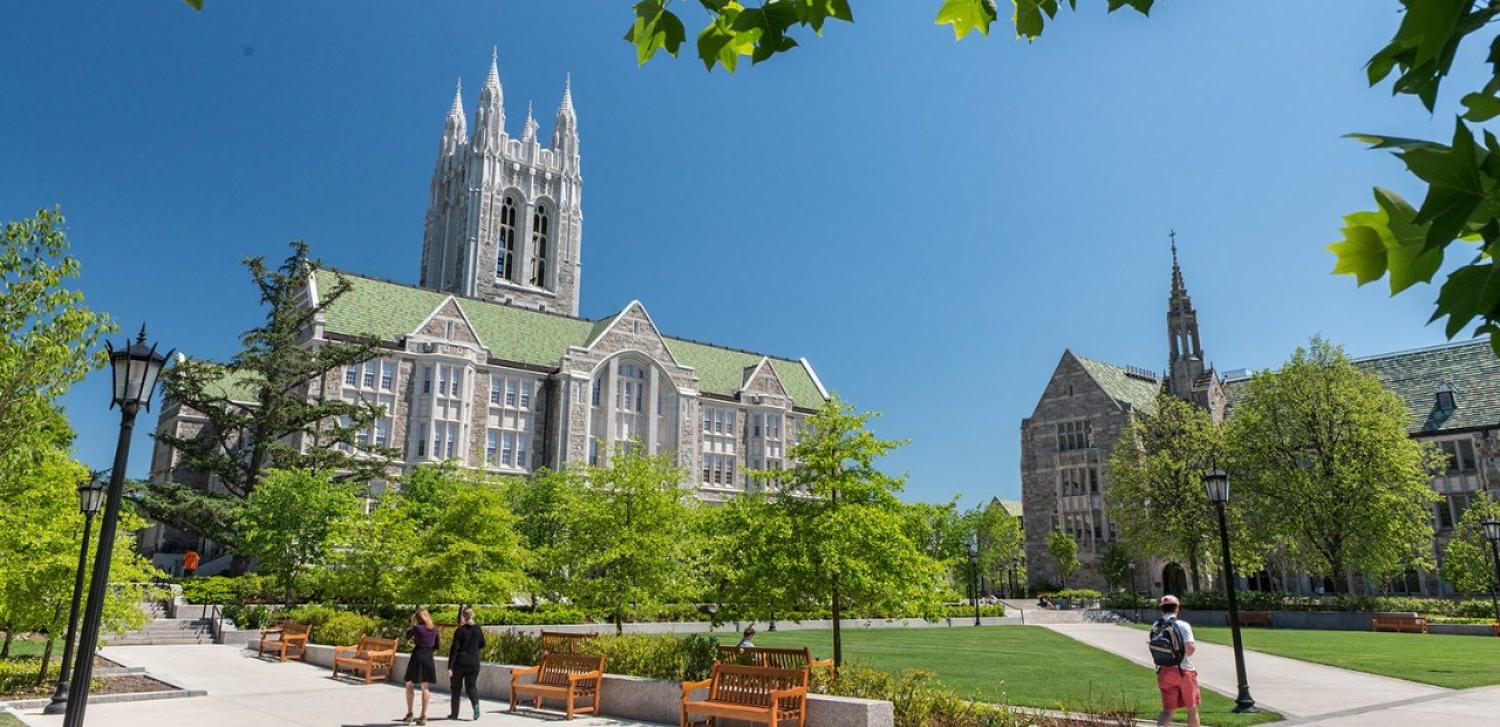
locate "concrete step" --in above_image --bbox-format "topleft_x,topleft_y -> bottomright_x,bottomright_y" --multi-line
105,635 -> 213,646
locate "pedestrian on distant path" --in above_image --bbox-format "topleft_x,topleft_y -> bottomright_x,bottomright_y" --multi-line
403,609 -> 440,725
1148,595 -> 1199,727
737,626 -> 755,649
181,549 -> 199,577
448,607 -> 487,721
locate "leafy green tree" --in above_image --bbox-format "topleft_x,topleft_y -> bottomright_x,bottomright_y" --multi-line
237,468 -> 362,603
0,207 -> 113,465
1224,338 -> 1440,592
702,491 -> 802,625
1440,493 -> 1500,595
506,466 -> 581,605
145,242 -> 393,555
563,449 -> 697,632
0,410 -> 157,683
1106,392 -> 1232,591
751,398 -> 946,666
1045,529 -> 1079,589
965,500 -> 1024,596
399,464 -> 528,608
1098,543 -> 1132,591
326,495 -> 421,607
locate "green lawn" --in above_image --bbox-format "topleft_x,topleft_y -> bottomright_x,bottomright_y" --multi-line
1166,624 -> 1500,689
0,713 -> 24,726
725,626 -> 1280,726
2,638 -> 53,659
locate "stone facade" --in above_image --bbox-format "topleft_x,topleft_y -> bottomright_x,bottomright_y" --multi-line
144,53 -> 830,558
1021,241 -> 1500,596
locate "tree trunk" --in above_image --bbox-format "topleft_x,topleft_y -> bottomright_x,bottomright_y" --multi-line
830,579 -> 842,668
613,605 -> 623,635
37,635 -> 55,686
1189,552 -> 1203,592
2,631 -> 13,658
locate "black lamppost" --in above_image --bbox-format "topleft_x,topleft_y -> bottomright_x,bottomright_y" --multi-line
1203,468 -> 1256,714
968,539 -> 982,626
1128,561 -> 1139,622
43,473 -> 108,714
63,327 -> 169,727
1482,515 -> 1500,624
1008,557 -> 1019,599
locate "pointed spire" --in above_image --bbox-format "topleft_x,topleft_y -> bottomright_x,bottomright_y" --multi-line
442,78 -> 467,141
522,101 -> 539,143
1169,229 -> 1186,298
448,79 -> 465,120
473,48 -> 505,151
560,73 -> 573,112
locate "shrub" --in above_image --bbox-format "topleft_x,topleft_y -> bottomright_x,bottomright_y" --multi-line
1037,589 -> 1102,601
223,604 -> 280,630
178,576 -> 238,604
481,630 -> 543,666
318,611 -> 382,647
0,658 -> 51,699
940,604 -> 1006,618
577,633 -> 719,681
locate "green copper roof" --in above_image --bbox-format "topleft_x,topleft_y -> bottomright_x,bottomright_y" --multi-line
313,268 -> 827,409
1224,339 -> 1499,435
1074,354 -> 1162,414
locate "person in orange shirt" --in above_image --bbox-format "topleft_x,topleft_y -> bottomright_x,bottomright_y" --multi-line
182,549 -> 200,577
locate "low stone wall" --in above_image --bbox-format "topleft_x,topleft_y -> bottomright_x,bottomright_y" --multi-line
1113,608 -> 1429,631
480,615 -> 1016,636
250,642 -> 893,727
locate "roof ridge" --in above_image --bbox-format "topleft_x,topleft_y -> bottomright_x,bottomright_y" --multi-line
319,266 -> 602,324
1349,337 -> 1488,363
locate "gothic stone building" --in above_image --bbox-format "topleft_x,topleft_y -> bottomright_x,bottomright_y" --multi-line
144,53 -> 828,557
1020,244 -> 1500,596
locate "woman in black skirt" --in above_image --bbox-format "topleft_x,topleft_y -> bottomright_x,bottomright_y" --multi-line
402,609 -> 440,725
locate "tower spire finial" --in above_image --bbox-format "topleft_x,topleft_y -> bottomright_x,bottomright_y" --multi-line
449,78 -> 464,118
522,101 -> 539,142
486,47 -> 500,87
561,73 -> 573,109
1169,229 -> 1186,296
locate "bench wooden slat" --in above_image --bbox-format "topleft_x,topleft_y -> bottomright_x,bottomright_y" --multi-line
1236,611 -> 1273,628
540,631 -> 598,656
331,635 -> 399,684
715,645 -> 832,671
510,652 -> 606,720
1370,616 -> 1428,634
681,663 -> 807,727
257,621 -> 312,662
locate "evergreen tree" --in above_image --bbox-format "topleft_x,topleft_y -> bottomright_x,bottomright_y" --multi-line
143,242 -> 394,552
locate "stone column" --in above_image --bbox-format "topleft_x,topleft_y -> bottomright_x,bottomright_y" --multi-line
602,358 -> 618,464
647,366 -> 660,455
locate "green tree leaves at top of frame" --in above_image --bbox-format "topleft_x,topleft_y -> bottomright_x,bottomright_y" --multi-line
1328,187 -> 1442,295
626,1 -> 688,65
936,0 -> 1001,40
1366,0 -> 1500,111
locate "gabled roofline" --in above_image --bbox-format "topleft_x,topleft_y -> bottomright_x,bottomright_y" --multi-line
738,356 -> 789,398
1350,337 -> 1489,364
584,299 -> 686,368
800,357 -> 830,400
407,295 -> 490,355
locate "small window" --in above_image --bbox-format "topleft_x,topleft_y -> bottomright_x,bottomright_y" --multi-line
1436,383 -> 1456,410
380,362 -> 395,390
344,366 -> 358,386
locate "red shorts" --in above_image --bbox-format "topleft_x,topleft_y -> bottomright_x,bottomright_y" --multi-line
1157,667 -> 1200,711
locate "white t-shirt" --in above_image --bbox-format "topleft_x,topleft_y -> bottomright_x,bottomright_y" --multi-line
1164,616 -> 1196,672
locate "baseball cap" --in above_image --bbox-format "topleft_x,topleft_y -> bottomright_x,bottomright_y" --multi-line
1159,595 -> 1180,607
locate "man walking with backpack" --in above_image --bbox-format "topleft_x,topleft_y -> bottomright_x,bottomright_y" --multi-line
1148,595 -> 1199,727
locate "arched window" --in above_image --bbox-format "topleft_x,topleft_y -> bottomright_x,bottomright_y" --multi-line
496,195 -> 518,281
530,204 -> 550,287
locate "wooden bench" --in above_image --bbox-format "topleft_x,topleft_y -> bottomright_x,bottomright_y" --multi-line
681,663 -> 807,727
1492,621 -> 1499,638
331,635 -> 398,684
540,630 -> 599,656
510,652 -> 606,720
715,645 -> 833,670
1370,615 -> 1428,634
1236,611 -> 1273,628
257,621 -> 311,661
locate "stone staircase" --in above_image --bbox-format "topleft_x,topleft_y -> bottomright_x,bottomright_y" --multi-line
999,599 -> 1126,625
105,617 -> 215,646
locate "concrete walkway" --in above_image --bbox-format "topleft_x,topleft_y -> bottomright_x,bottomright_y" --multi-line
19,645 -> 657,727
1043,623 -> 1500,725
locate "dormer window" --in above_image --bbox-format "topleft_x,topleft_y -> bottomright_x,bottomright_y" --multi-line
1436,383 -> 1456,411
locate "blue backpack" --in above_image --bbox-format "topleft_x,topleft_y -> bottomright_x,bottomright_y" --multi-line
1148,616 -> 1186,669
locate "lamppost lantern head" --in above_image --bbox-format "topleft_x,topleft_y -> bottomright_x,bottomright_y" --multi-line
76,473 -> 106,515
1203,468 -> 1230,504
107,325 -> 171,413
1482,515 -> 1500,543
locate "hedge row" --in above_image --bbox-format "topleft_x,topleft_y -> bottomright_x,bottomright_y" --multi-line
1101,590 -> 1497,617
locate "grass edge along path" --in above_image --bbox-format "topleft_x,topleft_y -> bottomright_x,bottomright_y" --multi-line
1160,623 -> 1500,690
723,625 -> 1281,726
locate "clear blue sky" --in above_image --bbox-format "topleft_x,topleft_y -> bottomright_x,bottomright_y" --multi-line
1,2 -> 1482,506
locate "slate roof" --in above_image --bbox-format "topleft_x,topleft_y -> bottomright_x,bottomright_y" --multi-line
1223,339 -> 1500,435
1074,354 -> 1163,414
312,268 -> 828,410
991,498 -> 1023,518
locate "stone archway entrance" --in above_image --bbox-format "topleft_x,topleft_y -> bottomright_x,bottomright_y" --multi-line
1162,563 -> 1188,596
